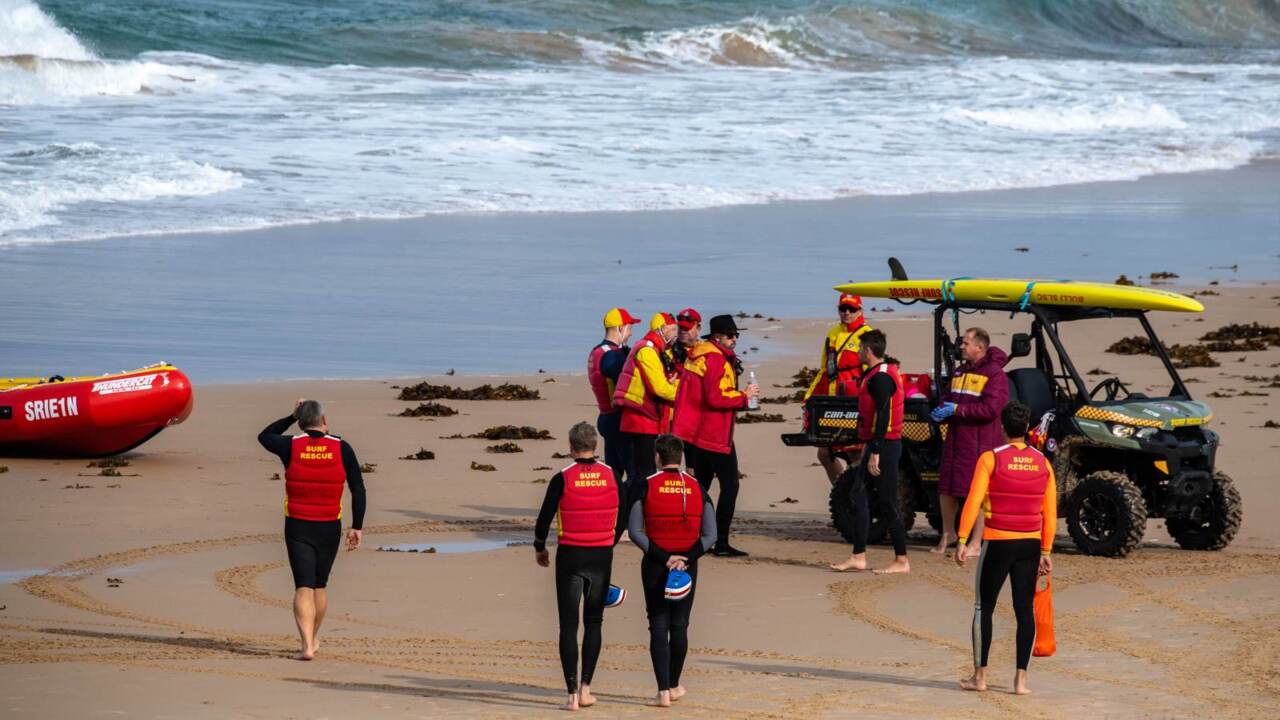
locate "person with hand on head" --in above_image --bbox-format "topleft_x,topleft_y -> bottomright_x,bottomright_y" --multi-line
955,401 -> 1056,697
829,329 -> 910,575
627,434 -> 717,708
614,313 -> 680,486
672,314 -> 760,557
257,398 -> 366,661
804,293 -> 875,486
932,327 -> 1009,555
589,307 -> 641,486
534,422 -> 627,712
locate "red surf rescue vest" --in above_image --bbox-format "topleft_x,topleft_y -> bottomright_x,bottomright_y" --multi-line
986,443 -> 1051,533
557,461 -> 619,547
285,434 -> 346,521
857,362 -> 904,442
587,341 -> 620,415
643,469 -> 703,553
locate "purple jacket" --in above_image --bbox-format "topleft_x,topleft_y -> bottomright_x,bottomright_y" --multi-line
939,346 -> 1010,495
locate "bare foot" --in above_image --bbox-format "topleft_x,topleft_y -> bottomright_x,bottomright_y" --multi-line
562,693 -> 580,711
1013,670 -> 1031,695
578,686 -> 596,708
669,686 -> 686,702
959,673 -> 987,692
296,648 -> 314,661
930,535 -> 956,554
874,557 -> 911,574
647,691 -> 671,708
829,554 -> 868,572
309,638 -> 321,656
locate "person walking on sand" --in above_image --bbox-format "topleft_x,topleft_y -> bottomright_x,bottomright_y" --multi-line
534,422 -> 626,711
627,434 -> 716,708
931,327 -> 1009,555
672,314 -> 760,557
956,401 -> 1056,696
803,293 -> 874,486
257,399 -> 366,661
589,307 -> 641,486
830,329 -> 910,574
614,313 -> 680,485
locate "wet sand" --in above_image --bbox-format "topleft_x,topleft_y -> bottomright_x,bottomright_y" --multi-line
1,283 -> 1279,718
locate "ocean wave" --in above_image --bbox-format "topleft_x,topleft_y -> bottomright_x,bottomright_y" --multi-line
950,99 -> 1188,133
0,0 -> 91,60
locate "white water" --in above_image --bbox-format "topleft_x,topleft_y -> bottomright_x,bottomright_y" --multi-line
2,1 -> 1279,245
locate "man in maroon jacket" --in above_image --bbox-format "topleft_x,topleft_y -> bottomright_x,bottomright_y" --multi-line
931,328 -> 1009,555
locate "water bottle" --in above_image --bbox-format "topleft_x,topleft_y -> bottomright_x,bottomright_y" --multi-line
747,370 -> 759,410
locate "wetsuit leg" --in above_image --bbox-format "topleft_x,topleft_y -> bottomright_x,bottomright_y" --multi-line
848,460 -> 872,554
641,556 -> 673,691
579,548 -> 612,687
1008,540 -> 1040,671
872,441 -> 906,557
284,518 -> 342,589
631,433 -> 657,483
667,562 -> 698,687
555,547 -> 585,693
597,412 -> 627,486
973,540 -> 1015,668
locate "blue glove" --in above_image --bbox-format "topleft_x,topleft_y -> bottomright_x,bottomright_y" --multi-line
930,402 -> 957,422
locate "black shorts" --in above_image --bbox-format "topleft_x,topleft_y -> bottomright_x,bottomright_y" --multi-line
284,517 -> 342,589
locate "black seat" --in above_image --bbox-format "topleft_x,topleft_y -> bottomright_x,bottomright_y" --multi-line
1007,368 -> 1055,424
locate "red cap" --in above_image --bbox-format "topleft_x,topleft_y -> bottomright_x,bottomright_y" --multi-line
603,307 -> 641,328
676,307 -> 702,330
838,293 -> 862,310
650,312 -> 677,331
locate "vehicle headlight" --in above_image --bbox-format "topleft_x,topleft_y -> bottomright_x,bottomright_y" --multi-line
1110,423 -> 1135,439
1136,427 -> 1159,440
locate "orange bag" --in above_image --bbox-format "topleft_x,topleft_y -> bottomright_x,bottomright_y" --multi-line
1033,573 -> 1056,657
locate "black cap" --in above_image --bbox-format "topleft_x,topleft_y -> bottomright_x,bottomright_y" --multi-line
702,314 -> 744,339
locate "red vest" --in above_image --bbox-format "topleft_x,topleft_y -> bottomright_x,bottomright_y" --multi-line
587,341 -> 620,415
285,434 -> 346,521
643,469 -> 703,553
557,461 -> 619,547
857,362 -> 904,441
614,331 -> 669,423
986,444 -> 1050,533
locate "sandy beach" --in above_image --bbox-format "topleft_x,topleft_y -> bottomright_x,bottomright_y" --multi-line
2,282 -> 1278,718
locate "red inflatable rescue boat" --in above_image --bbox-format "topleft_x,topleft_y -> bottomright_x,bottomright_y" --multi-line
0,363 -> 194,457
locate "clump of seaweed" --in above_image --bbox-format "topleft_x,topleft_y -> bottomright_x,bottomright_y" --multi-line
787,367 -> 819,389
761,390 -> 805,404
467,426 -> 553,440
1149,271 -> 1179,281
486,442 -> 523,454
1114,275 -> 1135,286
1105,336 -> 1219,368
398,382 -> 540,401
87,457 -> 129,469
400,448 -> 436,460
738,412 -> 786,424
470,461 -> 497,472
360,463 -> 377,473
396,402 -> 458,417
1199,323 -> 1280,350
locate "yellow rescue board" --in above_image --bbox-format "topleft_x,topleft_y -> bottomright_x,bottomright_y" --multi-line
833,279 -> 1203,313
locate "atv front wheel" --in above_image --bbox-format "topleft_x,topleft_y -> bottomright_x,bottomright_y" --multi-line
1166,471 -> 1242,551
1066,471 -> 1147,557
829,466 -> 916,545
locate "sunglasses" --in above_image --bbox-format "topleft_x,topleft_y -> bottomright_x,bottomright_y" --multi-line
677,314 -> 699,323
838,306 -> 861,313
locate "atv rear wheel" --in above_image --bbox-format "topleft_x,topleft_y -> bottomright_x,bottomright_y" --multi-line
829,465 -> 915,545
1066,471 -> 1147,557
1166,471 -> 1242,551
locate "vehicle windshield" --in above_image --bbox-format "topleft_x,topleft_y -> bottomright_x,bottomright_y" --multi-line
1052,315 -> 1189,403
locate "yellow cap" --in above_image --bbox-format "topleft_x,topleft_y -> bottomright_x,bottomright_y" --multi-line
602,307 -> 640,328
649,312 -> 676,331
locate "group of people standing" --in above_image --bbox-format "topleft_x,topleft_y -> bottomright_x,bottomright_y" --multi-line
254,294 -> 1057,708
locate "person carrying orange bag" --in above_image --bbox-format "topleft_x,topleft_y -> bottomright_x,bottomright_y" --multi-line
955,401 -> 1056,696
1033,573 -> 1055,657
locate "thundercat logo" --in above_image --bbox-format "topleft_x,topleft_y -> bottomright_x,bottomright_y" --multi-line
92,373 -> 165,396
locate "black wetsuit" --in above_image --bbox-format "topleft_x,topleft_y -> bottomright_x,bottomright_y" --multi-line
534,459 -> 627,694
973,538 -> 1040,671
849,372 -> 907,557
258,416 -> 366,589
627,469 -> 717,692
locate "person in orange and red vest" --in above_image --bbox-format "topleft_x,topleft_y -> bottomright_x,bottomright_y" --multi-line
672,308 -> 703,469
614,312 -> 680,487
534,422 -> 626,712
803,293 -> 875,485
830,329 -> 910,574
955,401 -> 1056,697
672,314 -> 760,557
588,307 -> 641,486
627,434 -> 717,708
257,399 -> 367,661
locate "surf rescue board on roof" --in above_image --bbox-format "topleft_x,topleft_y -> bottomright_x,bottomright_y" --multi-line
833,279 -> 1203,313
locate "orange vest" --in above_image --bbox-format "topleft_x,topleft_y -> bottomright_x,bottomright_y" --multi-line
556,461 -> 618,547
986,444 -> 1051,533
285,434 -> 345,521
614,331 -> 671,423
857,362 -> 904,442
643,469 -> 703,553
